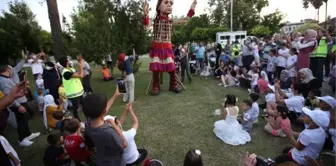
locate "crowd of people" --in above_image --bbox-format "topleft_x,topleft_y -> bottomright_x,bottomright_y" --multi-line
172,28 -> 336,165
0,28 -> 335,166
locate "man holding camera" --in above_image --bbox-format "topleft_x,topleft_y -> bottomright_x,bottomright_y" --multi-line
59,56 -> 85,121
117,49 -> 136,104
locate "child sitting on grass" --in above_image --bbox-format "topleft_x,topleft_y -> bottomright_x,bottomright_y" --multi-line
63,118 -> 92,165
43,132 -> 71,166
249,93 -> 260,123
52,111 -> 66,130
264,105 -> 292,137
37,88 -> 45,114
238,99 -> 255,132
82,86 -> 128,166
0,135 -> 20,166
305,89 -> 321,109
183,149 -> 203,166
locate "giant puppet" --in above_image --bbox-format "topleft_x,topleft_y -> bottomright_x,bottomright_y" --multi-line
143,0 -> 197,95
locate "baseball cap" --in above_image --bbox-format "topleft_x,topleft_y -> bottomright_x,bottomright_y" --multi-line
302,107 -> 330,128
317,96 -> 336,109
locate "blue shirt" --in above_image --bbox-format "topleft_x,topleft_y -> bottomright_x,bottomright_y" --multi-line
196,46 -> 205,59
220,54 -> 230,64
122,56 -> 134,75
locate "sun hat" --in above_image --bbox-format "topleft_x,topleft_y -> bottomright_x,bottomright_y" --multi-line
302,107 -> 330,128
317,96 -> 336,109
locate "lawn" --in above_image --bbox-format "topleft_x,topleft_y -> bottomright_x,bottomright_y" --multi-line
4,57 -> 298,166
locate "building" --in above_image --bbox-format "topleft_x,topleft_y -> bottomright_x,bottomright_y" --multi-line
281,22 -> 304,34
281,19 -> 316,34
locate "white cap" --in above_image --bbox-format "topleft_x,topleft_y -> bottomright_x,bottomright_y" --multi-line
302,107 -> 330,128
317,96 -> 336,109
104,115 -> 116,121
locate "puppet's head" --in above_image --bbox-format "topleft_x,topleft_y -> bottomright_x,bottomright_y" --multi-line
156,0 -> 173,15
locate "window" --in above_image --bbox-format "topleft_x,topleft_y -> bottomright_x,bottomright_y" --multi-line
289,27 -> 292,31
220,36 -> 230,40
285,27 -> 288,32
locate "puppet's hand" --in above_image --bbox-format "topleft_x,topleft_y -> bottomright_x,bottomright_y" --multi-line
191,0 -> 197,9
144,1 -> 149,16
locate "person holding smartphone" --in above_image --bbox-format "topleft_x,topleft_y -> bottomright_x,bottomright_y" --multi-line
0,65 -> 40,147
117,48 -> 136,103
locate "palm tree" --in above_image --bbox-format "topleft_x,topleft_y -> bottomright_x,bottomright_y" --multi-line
46,0 -> 64,60
310,0 -> 323,22
323,0 -> 328,28
303,0 -> 309,10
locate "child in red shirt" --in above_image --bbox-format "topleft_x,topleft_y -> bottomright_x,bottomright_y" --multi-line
63,118 -> 92,165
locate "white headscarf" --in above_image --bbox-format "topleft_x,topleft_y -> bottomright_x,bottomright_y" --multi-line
43,95 -> 57,129
299,68 -> 315,83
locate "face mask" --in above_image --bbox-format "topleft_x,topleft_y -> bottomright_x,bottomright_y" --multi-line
46,66 -> 53,70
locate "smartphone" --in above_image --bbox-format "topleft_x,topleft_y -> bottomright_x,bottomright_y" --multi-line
117,79 -> 126,93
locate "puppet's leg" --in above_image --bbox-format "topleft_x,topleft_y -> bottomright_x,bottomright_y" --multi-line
169,71 -> 182,93
151,71 -> 160,95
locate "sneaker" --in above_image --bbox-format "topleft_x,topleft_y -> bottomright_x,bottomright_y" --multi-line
248,89 -> 252,94
19,138 -> 33,147
218,83 -> 223,86
80,122 -> 85,129
26,132 -> 40,141
323,77 -> 329,82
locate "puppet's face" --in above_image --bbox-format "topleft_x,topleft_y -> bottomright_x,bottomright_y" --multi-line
159,0 -> 173,15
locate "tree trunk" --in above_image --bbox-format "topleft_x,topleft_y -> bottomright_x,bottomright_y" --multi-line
46,0 -> 64,61
317,8 -> 320,22
325,1 -> 328,29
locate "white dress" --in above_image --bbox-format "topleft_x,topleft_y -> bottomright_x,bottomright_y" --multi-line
213,106 -> 251,146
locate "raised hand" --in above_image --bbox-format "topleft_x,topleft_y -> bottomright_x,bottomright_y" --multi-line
191,0 -> 197,9
144,1 -> 149,16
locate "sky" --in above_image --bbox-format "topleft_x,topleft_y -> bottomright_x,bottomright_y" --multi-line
0,0 -> 335,32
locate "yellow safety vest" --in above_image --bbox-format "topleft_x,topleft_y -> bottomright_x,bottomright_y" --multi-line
231,44 -> 241,57
311,37 -> 328,58
62,68 -> 84,99
332,44 -> 336,53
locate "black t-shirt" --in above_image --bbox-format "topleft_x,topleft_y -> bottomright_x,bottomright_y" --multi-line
43,145 -> 71,166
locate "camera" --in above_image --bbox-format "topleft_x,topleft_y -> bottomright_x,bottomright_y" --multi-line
256,156 -> 276,166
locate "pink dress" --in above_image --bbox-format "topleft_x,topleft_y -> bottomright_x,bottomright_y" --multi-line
296,39 -> 316,70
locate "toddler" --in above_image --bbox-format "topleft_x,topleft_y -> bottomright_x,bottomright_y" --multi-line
37,88 -> 45,113
52,111 -> 66,129
63,118 -> 92,165
239,99 -> 255,132
43,132 -> 71,166
266,49 -> 277,84
305,89 -> 321,109
287,48 -> 297,83
200,63 -> 211,79
249,93 -> 260,123
0,135 -> 20,166
264,105 -> 291,137
35,74 -> 44,89
183,149 -> 203,166
275,43 -> 289,79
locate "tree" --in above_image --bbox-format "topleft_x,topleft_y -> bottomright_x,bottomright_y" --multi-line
249,25 -> 271,37
310,0 -> 323,22
0,0 -> 42,63
303,0 -> 310,9
46,0 -> 65,60
260,10 -> 286,35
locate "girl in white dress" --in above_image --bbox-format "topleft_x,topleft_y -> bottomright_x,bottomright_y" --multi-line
213,94 -> 251,146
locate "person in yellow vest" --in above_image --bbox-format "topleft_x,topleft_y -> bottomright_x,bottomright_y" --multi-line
58,56 -> 85,121
310,30 -> 332,87
325,38 -> 336,80
231,40 -> 242,66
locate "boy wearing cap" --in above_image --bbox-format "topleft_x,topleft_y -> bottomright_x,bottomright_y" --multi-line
316,96 -> 336,119
274,108 -> 330,165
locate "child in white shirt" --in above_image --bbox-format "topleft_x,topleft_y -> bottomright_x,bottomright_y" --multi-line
266,49 -> 277,84
276,44 -> 289,79
35,74 -> 44,89
0,135 -> 21,166
287,48 -> 298,82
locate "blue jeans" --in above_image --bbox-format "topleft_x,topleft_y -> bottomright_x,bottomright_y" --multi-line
197,58 -> 204,69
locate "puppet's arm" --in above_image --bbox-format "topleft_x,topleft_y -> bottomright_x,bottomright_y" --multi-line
185,0 -> 197,21
143,1 -> 150,27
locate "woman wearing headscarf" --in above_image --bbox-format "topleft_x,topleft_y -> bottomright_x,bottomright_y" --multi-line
42,62 -> 61,104
298,68 -> 320,98
292,29 -> 317,70
279,70 -> 292,90
43,95 -> 63,130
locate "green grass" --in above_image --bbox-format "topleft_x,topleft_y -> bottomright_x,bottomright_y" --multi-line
3,57 -> 331,166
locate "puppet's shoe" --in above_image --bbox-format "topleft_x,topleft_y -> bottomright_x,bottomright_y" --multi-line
169,87 -> 182,93
151,87 -> 160,96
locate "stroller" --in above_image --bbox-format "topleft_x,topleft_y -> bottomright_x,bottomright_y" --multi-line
208,54 -> 217,72
189,54 -> 197,74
